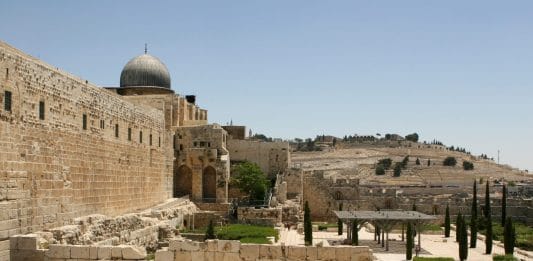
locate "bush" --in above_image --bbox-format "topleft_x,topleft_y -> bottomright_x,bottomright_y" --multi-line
401,156 -> 409,168
443,157 -> 457,166
375,164 -> 386,175
463,161 -> 474,170
413,258 -> 454,261
405,133 -> 419,142
493,255 -> 518,261
393,163 -> 402,177
216,224 -> 278,244
378,158 -> 393,169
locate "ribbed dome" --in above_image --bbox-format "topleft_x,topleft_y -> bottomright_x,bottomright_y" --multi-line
120,54 -> 171,89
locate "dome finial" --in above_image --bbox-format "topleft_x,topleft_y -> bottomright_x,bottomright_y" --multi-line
144,43 -> 148,54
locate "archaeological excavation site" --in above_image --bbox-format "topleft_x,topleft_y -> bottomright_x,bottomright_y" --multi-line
1,39 -> 532,261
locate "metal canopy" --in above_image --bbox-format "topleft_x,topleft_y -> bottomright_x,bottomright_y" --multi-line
334,210 -> 436,222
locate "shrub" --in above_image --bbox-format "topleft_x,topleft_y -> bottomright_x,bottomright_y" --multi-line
493,255 -> 518,261
401,156 -> 409,168
205,220 -> 216,240
375,164 -> 386,175
463,161 -> 474,170
378,158 -> 393,169
443,157 -> 457,166
393,163 -> 402,177
405,133 -> 419,142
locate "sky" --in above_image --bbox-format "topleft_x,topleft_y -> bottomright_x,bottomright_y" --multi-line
1,1 -> 532,171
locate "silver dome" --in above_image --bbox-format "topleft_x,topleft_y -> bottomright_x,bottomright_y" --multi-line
120,54 -> 171,89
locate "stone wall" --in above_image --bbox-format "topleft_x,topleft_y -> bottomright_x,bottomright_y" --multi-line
155,239 -> 372,261
237,207 -> 282,226
0,41 -> 174,260
227,139 -> 290,178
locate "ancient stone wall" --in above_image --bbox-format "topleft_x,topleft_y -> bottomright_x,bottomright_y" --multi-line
227,139 -> 290,178
0,41 -> 174,260
155,239 -> 372,261
174,124 -> 230,202
237,207 -> 282,226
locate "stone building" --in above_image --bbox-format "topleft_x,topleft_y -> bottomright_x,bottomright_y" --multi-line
0,41 -> 231,259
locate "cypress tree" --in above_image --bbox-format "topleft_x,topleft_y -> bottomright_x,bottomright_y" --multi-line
205,219 -> 216,240
501,184 -> 507,227
485,181 -> 493,254
304,201 -> 313,246
459,215 -> 468,261
412,203 -> 417,238
351,222 -> 358,246
456,213 -> 462,243
504,217 -> 516,255
338,203 -> 343,235
406,222 -> 413,260
470,180 -> 478,248
444,204 -> 451,237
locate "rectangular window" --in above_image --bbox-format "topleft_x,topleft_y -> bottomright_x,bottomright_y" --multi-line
139,131 -> 143,143
193,141 -> 198,147
100,119 -> 105,129
5,68 -> 8,80
128,128 -> 132,141
39,101 -> 45,120
149,134 -> 152,146
82,114 -> 87,130
115,124 -> 119,138
4,91 -> 12,112
158,136 -> 161,147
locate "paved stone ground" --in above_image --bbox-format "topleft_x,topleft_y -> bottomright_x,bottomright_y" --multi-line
277,226 -> 532,261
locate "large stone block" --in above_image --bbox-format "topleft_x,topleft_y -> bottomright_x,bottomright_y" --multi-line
335,247 -> 351,261
239,244 -> 260,261
70,245 -> 90,259
89,246 -> 98,259
317,246 -> 335,261
287,246 -> 306,260
16,234 -> 39,250
259,245 -> 283,259
122,245 -> 147,259
206,240 -> 217,252
174,250 -> 191,261
111,246 -> 123,259
155,250 -> 174,261
306,246 -> 317,260
97,246 -> 112,259
46,245 -> 70,259
217,240 -> 240,253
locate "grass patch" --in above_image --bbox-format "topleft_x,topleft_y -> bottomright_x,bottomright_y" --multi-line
413,257 -> 454,261
421,223 -> 443,232
479,222 -> 533,251
216,224 -> 278,244
493,255 -> 518,261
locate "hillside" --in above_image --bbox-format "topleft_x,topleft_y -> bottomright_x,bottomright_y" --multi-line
292,144 -> 531,187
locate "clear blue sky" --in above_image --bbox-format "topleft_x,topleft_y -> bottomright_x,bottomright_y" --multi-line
1,1 -> 532,171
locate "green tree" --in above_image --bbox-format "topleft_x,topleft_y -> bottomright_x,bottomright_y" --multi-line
485,181 -> 493,254
304,201 -> 313,246
401,156 -> 410,168
456,213 -> 462,243
231,162 -> 270,200
444,204 -> 451,238
470,180 -> 478,248
406,222 -> 413,260
375,164 -> 386,175
405,133 -> 419,142
351,222 -> 358,246
504,217 -> 516,255
337,203 -> 343,235
205,219 -> 216,240
502,184 -> 507,227
415,158 -> 421,165
459,215 -> 469,261
463,161 -> 474,170
443,157 -> 457,166
378,158 -> 393,169
393,163 -> 402,177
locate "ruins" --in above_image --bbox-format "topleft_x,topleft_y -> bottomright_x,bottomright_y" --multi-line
1,39 -> 532,261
